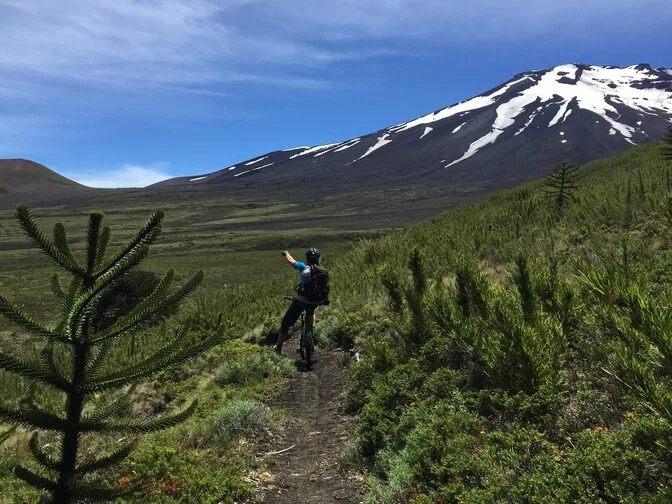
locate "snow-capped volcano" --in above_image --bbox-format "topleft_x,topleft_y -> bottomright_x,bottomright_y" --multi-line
156,64 -> 672,192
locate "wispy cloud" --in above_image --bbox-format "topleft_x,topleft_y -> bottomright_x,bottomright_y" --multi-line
70,162 -> 172,188
2,0 -> 667,93
262,0 -> 671,40
1,0 -> 669,158
0,0 -> 364,92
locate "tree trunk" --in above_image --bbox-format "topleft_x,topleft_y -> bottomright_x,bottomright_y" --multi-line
52,342 -> 89,503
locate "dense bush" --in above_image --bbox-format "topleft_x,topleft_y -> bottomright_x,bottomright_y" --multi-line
113,440 -> 251,503
339,141 -> 672,502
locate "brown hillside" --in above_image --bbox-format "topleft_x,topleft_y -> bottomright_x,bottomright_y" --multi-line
0,159 -> 83,194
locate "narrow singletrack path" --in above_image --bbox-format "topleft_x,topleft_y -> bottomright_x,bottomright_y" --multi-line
256,343 -> 365,503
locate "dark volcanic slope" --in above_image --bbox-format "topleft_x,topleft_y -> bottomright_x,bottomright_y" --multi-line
156,64 -> 672,194
0,159 -> 83,194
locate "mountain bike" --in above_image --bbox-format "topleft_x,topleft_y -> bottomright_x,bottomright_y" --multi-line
284,297 -> 315,370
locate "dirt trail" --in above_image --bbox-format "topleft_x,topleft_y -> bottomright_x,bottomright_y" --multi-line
256,343 -> 365,504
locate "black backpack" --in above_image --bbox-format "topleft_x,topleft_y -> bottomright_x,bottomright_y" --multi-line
302,264 -> 331,305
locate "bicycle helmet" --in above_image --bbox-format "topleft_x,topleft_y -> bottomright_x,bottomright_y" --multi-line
306,248 -> 321,264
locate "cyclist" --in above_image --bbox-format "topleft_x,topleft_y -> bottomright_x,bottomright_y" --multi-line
274,248 -> 323,355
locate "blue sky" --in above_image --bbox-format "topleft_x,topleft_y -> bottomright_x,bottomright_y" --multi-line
1,0 -> 671,187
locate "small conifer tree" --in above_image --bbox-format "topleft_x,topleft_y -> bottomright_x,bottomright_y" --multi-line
542,161 -> 581,216
0,206 -> 221,503
511,252 -> 536,323
380,249 -> 431,356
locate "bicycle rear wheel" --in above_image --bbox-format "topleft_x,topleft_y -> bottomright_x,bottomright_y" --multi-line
299,313 -> 306,360
305,333 -> 312,371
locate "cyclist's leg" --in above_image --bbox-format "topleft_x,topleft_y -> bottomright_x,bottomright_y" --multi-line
305,305 -> 316,343
275,299 -> 303,353
275,300 -> 304,353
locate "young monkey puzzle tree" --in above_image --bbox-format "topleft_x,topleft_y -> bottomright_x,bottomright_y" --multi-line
542,161 -> 581,216
0,206 -> 221,503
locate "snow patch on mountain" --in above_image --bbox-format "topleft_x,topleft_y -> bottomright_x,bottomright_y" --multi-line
334,139 -> 361,152
233,162 -> 275,178
452,122 -> 466,133
549,101 -> 572,127
189,176 -> 207,182
447,89 -> 543,167
390,75 -> 532,134
245,156 -> 269,166
420,127 -> 433,139
289,143 -> 339,159
515,109 -> 541,136
314,145 -> 341,157
356,133 -> 392,161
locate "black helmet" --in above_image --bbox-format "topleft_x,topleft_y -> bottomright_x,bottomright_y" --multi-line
306,248 -> 320,264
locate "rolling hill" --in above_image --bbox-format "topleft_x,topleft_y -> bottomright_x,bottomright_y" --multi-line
0,159 -> 83,194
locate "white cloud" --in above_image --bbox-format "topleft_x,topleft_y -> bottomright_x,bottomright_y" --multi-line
70,163 -> 172,188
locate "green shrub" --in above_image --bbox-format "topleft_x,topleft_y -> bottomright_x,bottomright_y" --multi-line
358,360 -> 425,457
0,453 -> 41,503
113,441 -> 251,503
196,399 -> 276,447
365,408 -> 672,503
319,306 -> 393,351
214,349 -> 294,387
512,421 -> 672,504
346,335 -> 398,412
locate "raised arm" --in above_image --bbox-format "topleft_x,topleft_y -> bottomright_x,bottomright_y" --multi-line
281,250 -> 297,266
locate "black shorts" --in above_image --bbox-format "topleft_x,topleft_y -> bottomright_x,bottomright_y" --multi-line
281,299 -> 316,333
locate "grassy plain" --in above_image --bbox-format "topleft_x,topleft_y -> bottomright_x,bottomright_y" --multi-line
0,181 -> 482,327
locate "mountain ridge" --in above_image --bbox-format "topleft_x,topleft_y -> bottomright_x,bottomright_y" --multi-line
155,62 -> 672,194
3,63 -> 670,197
